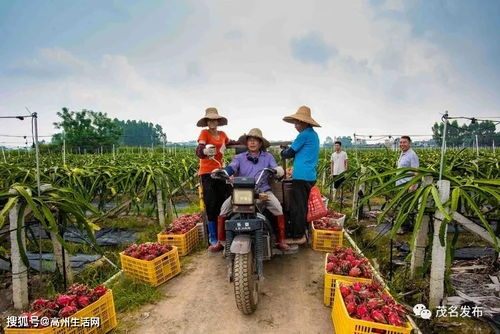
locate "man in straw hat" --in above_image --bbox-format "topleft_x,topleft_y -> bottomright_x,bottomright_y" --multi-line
195,107 -> 233,252
280,106 -> 320,244
212,128 -> 291,251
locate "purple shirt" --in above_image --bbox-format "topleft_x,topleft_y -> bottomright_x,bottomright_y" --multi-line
228,151 -> 278,192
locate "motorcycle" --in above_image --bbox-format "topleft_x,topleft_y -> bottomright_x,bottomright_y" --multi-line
211,167 -> 298,315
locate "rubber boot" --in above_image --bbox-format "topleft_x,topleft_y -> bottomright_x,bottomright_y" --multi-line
207,221 -> 217,246
276,215 -> 291,251
208,216 -> 225,252
217,215 -> 226,241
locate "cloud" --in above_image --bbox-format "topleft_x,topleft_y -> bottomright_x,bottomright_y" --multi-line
291,32 -> 336,66
1,0 -> 498,146
3,47 -> 91,79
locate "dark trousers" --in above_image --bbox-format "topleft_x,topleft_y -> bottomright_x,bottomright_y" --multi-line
289,179 -> 316,238
200,174 -> 230,222
333,175 -> 345,189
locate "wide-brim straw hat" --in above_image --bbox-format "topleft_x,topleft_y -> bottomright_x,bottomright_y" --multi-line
283,105 -> 321,127
238,128 -> 270,148
197,107 -> 228,127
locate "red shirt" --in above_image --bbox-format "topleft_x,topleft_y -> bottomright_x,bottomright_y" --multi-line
198,129 -> 229,175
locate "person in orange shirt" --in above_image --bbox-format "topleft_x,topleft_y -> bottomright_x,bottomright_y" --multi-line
196,108 -> 233,252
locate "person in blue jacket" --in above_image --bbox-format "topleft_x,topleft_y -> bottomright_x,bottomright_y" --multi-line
280,106 -> 321,244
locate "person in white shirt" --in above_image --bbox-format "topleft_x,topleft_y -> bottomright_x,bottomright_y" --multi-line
330,141 -> 348,197
396,135 -> 419,234
396,136 -> 419,190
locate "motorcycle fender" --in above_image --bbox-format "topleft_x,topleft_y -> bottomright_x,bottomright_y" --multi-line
230,235 -> 252,254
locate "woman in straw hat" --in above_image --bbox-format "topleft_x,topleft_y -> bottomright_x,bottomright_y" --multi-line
196,107 -> 233,252
280,106 -> 320,244
213,128 -> 290,251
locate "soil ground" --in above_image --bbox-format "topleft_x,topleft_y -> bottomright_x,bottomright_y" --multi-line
117,247 -> 334,334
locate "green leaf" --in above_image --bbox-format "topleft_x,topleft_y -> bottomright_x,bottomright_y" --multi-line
410,186 -> 432,251
430,185 -> 452,222
450,188 -> 461,214
0,196 -> 18,229
461,191 -> 499,251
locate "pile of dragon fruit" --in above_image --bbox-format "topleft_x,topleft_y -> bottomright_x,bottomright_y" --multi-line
16,284 -> 107,327
326,247 -> 373,278
162,213 -> 202,235
123,242 -> 172,261
326,210 -> 344,219
313,217 -> 342,231
340,281 -> 408,327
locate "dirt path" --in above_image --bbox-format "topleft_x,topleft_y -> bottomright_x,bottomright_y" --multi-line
122,247 -> 333,334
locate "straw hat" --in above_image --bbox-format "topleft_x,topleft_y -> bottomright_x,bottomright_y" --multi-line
197,107 -> 228,127
238,128 -> 270,148
283,106 -> 321,127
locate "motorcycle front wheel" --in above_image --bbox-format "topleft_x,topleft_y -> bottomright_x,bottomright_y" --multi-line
233,251 -> 259,314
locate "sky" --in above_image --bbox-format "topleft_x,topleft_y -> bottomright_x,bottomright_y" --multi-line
0,0 -> 499,146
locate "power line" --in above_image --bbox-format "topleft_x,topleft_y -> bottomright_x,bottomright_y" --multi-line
0,115 -> 32,119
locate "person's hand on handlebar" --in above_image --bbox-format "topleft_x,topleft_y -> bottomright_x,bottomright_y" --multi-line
210,168 -> 229,180
263,167 -> 284,179
273,166 -> 284,178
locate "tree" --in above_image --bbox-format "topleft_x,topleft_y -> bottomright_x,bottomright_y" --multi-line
113,119 -> 166,147
432,120 -> 499,147
52,108 -> 123,152
323,136 -> 334,148
337,136 -> 353,148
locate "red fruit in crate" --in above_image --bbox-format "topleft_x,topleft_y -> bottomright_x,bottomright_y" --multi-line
340,285 -> 351,298
381,293 -> 394,304
381,305 -> 391,315
372,330 -> 387,334
93,285 -> 107,297
56,294 -> 75,307
367,298 -> 382,310
369,281 -> 382,292
344,293 -> 356,304
326,262 -> 334,272
352,282 -> 362,292
46,301 -> 59,311
392,304 -> 407,317
145,254 -> 155,261
68,283 -> 91,296
31,298 -> 49,311
345,254 -> 356,263
387,312 -> 404,327
361,315 -> 374,322
349,267 -> 361,277
77,296 -> 91,308
346,301 -> 357,315
58,305 -> 78,318
351,259 -> 361,268
356,304 -> 368,317
371,310 -> 387,324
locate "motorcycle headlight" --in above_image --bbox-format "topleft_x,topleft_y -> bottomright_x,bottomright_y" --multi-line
233,189 -> 253,205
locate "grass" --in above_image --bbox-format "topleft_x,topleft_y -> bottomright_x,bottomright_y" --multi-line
108,276 -> 163,313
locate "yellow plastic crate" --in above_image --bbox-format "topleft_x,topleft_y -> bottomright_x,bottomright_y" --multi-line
5,290 -> 117,334
323,253 -> 372,307
5,326 -> 54,334
332,279 -> 413,334
157,225 -> 199,256
120,246 -> 181,286
311,222 -> 343,252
